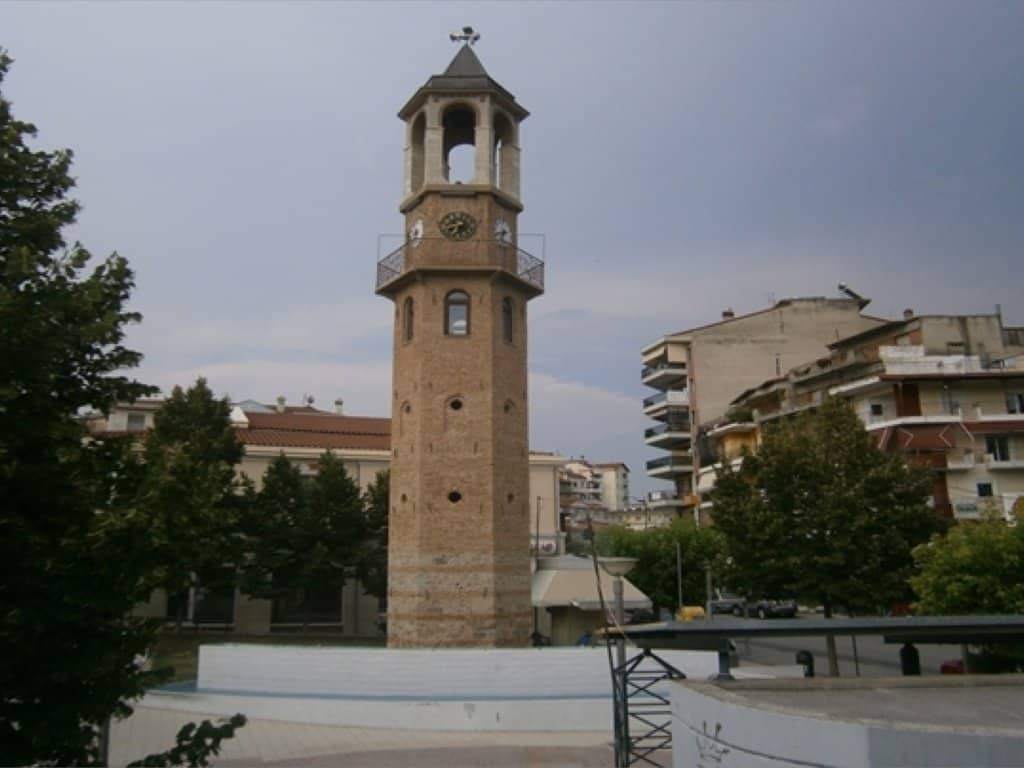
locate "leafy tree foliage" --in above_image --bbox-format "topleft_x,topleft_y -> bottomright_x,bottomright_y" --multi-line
357,469 -> 390,602
241,452 -> 366,629
0,49 -> 169,764
711,397 -> 943,620
911,513 -> 1024,615
0,50 -> 250,765
139,378 -> 245,625
127,714 -> 247,768
595,517 -> 723,614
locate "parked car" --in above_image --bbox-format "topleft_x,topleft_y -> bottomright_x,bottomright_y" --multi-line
746,597 -> 798,619
709,590 -> 747,617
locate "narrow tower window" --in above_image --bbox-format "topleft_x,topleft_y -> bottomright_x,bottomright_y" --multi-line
445,290 -> 470,336
502,297 -> 514,343
402,297 -> 414,342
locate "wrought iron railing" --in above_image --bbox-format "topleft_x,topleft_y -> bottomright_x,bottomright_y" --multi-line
645,454 -> 694,472
376,245 -> 406,289
644,422 -> 691,439
641,362 -> 686,380
515,248 -> 545,291
642,390 -> 690,409
375,239 -> 545,292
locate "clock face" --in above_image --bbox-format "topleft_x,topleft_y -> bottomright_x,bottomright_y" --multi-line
493,217 -> 512,244
438,211 -> 478,241
408,218 -> 424,247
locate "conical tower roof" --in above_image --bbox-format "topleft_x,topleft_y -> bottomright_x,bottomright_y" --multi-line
443,44 -> 488,77
398,45 -> 529,121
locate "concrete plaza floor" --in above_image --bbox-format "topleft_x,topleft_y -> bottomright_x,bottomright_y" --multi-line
108,704 -> 613,767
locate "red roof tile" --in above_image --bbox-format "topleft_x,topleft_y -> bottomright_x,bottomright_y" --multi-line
239,411 -> 390,451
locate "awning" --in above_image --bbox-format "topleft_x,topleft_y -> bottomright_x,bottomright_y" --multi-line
531,568 -> 652,611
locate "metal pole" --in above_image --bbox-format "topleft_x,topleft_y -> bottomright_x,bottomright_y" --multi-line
614,575 -> 626,672
676,541 -> 683,613
704,565 -> 712,622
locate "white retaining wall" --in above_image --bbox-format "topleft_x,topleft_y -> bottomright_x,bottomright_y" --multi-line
672,680 -> 1024,767
156,644 -> 724,732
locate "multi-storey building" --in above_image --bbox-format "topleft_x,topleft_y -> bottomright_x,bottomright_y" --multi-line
705,311 -> 1024,521
641,295 -> 887,523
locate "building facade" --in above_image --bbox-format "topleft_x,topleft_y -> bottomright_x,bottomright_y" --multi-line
704,312 -> 1024,521
642,295 -> 888,523
375,43 -> 543,647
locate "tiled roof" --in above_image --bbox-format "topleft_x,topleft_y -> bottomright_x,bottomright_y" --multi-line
239,411 -> 391,451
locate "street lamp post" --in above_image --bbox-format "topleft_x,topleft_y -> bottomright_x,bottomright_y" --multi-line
599,557 -> 638,673
599,556 -> 638,768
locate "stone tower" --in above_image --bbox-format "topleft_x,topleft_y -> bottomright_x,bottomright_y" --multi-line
375,42 -> 544,647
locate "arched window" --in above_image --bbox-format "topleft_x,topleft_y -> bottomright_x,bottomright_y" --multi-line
445,290 -> 470,336
402,297 -> 414,342
502,297 -> 514,343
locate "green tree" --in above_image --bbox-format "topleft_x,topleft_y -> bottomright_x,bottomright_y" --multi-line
0,49 -> 163,764
357,469 -> 390,603
711,397 -> 943,674
911,513 -> 1024,615
595,517 -> 723,615
139,378 -> 245,627
241,451 -> 366,631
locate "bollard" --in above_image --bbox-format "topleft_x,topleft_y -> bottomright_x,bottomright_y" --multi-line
900,642 -> 921,675
795,649 -> 815,678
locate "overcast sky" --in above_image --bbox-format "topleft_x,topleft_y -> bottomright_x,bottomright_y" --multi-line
4,1 -> 1023,496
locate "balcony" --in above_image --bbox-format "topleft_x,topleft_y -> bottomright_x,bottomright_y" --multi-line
375,239 -> 545,294
643,389 -> 690,418
986,455 -> 1024,470
952,496 -> 1006,521
645,453 -> 694,478
644,420 -> 692,448
945,453 -> 975,471
646,490 -> 685,510
641,361 -> 687,389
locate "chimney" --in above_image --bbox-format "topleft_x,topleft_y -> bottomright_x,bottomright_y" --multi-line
903,308 -> 914,320
722,308 -> 735,319
334,398 -> 344,415
275,395 -> 286,413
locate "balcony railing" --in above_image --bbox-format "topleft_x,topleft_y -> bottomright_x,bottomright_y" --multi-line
645,454 -> 694,472
643,390 -> 690,409
645,422 -> 692,439
375,239 -> 545,292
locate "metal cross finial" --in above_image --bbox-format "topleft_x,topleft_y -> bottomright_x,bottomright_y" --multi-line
449,26 -> 481,45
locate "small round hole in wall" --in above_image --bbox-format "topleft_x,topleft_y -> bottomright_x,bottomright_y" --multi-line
450,398 -> 463,411
507,493 -> 514,503
401,493 -> 407,503
403,403 -> 411,414
448,491 -> 462,504
504,401 -> 513,413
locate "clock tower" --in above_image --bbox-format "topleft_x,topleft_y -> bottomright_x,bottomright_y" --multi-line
375,37 -> 544,647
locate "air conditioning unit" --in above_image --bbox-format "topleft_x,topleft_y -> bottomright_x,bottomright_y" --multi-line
537,539 -> 557,555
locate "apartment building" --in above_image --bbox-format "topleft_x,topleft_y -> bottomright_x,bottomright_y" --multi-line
641,295 -> 887,523
706,312 -> 1024,521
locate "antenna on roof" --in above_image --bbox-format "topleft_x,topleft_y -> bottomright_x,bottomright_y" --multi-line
837,283 -> 864,302
449,26 -> 481,45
